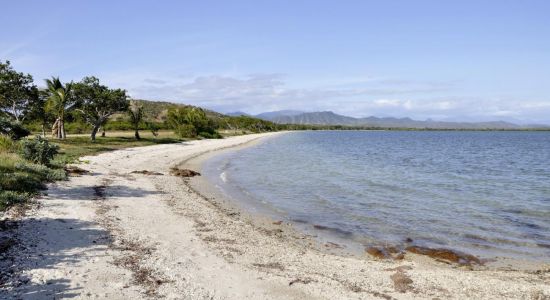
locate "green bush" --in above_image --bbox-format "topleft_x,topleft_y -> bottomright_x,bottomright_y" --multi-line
168,107 -> 219,138
197,131 -> 222,139
175,124 -> 197,138
0,117 -> 30,140
20,136 -> 59,165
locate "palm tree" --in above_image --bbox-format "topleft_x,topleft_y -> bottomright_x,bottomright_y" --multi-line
128,100 -> 143,140
44,77 -> 72,139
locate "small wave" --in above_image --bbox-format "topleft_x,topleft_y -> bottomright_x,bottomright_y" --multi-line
220,171 -> 227,183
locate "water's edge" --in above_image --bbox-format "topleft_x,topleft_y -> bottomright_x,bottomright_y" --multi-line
184,131 -> 549,270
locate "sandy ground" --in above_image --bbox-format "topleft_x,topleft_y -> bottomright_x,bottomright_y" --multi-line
1,132 -> 549,299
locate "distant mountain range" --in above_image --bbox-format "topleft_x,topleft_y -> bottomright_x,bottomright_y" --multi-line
228,110 -> 549,129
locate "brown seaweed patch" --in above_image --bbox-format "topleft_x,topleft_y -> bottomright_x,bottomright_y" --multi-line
130,170 -> 164,176
366,246 -> 406,260
170,167 -> 201,177
366,246 -> 390,259
65,166 -> 89,176
405,245 -> 482,265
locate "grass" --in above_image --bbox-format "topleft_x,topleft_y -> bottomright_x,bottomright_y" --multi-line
0,151 -> 66,211
51,130 -> 182,165
1,130 -> 183,212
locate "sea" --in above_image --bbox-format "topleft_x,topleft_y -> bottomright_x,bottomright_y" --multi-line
203,131 -> 550,261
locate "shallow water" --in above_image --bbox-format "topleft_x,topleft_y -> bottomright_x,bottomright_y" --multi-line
203,131 -> 550,261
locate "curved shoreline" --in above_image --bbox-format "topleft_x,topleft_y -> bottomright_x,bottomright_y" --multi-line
182,131 -> 372,258
2,133 -> 549,299
182,132 -> 548,271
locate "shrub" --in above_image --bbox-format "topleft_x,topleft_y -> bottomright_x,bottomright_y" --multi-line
175,124 -> 197,138
197,131 -> 222,139
146,121 -> 160,137
0,172 -> 44,192
0,190 -> 29,211
20,136 -> 59,165
0,117 -> 30,140
167,107 -> 219,138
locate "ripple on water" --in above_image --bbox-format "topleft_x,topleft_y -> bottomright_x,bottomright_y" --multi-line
203,131 -> 550,262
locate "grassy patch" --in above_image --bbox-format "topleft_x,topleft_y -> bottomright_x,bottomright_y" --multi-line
51,131 -> 182,165
1,130 -> 183,212
0,152 -> 64,210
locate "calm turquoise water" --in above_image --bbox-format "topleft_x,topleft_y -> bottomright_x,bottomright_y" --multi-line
203,131 -> 550,261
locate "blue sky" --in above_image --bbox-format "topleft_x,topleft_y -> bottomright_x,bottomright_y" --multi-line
2,0 -> 550,124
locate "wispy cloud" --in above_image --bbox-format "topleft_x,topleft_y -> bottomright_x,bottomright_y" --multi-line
68,72 -> 550,124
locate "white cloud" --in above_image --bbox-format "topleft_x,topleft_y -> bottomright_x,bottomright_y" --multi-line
99,72 -> 549,124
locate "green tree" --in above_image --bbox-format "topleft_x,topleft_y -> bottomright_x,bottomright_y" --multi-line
45,77 -> 74,139
0,60 -> 39,122
167,107 -> 219,138
128,100 -> 143,140
72,76 -> 129,141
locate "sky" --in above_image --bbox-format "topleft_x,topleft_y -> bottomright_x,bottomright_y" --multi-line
2,0 -> 550,124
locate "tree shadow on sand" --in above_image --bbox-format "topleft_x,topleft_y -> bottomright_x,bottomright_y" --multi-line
1,217 -> 113,299
46,185 -> 164,201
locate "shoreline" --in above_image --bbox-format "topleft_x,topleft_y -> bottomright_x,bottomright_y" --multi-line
182,132 -> 369,258
1,132 -> 549,299
183,132 -> 548,271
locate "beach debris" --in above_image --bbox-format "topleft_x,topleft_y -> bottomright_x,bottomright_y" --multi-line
344,281 -> 364,293
390,268 -> 414,293
366,245 -> 405,260
405,245 -> 482,265
325,241 -> 344,249
385,265 -> 413,272
289,277 -> 314,286
130,170 -> 164,176
169,167 -> 201,177
252,262 -> 285,271
366,246 -> 390,259
272,220 -> 283,225
65,165 -> 90,176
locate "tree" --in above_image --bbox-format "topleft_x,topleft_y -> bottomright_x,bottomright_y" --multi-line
72,76 -> 129,141
128,100 -> 143,140
167,106 -> 220,138
26,91 -> 51,137
45,77 -> 74,139
0,60 -> 39,122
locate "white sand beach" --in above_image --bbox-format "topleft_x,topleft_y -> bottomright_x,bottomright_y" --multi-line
1,132 -> 549,299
